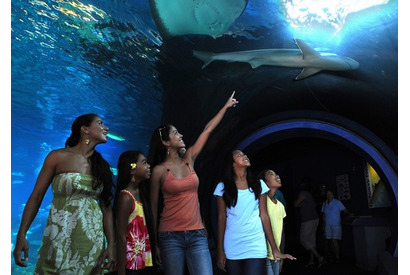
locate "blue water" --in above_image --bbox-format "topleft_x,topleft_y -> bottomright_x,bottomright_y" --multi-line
11,0 -> 163,273
11,0 -> 397,273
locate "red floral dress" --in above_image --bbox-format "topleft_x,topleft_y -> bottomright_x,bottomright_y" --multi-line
121,190 -> 153,270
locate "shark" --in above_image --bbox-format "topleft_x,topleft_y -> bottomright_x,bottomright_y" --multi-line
193,38 -> 359,80
107,132 -> 126,141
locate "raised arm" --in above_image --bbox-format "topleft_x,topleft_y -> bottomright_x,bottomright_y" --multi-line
13,151 -> 57,267
185,91 -> 238,163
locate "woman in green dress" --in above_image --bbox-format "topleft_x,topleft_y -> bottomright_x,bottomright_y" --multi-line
13,113 -> 116,274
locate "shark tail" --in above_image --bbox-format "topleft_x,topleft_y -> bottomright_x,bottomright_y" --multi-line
193,50 -> 215,69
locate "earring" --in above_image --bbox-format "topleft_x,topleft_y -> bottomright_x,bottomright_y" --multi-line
85,138 -> 90,145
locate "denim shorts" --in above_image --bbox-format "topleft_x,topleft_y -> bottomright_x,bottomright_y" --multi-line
266,258 -> 281,275
325,224 -> 342,240
158,229 -> 212,275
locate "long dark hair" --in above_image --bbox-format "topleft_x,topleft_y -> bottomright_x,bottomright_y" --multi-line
65,113 -> 114,206
221,150 -> 261,208
147,125 -> 173,224
113,151 -> 156,258
257,169 -> 269,184
113,151 -> 144,207
147,125 -> 173,168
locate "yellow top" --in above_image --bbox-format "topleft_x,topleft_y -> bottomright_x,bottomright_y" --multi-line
266,197 -> 286,260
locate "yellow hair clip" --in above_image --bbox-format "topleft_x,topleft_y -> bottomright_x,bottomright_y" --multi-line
130,163 -> 137,169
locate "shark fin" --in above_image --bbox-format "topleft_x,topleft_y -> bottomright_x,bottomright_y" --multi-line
294,38 -> 320,60
193,50 -> 214,69
248,58 -> 265,68
295,68 -> 322,80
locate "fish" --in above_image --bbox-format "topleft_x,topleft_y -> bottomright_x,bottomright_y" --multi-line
193,38 -> 359,80
149,0 -> 248,39
110,167 -> 118,176
107,132 -> 126,141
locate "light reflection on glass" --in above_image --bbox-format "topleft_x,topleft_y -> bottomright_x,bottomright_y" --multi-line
282,0 -> 390,33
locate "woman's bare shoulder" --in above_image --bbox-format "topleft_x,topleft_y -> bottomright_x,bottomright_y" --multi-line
45,148 -> 79,165
44,148 -> 68,158
54,147 -> 78,156
152,163 -> 167,173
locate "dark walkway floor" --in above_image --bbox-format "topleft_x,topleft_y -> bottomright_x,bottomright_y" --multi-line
212,254 -> 381,275
211,241 -> 397,275
279,257 -> 377,275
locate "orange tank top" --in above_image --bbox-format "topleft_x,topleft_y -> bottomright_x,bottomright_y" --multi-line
158,162 -> 204,232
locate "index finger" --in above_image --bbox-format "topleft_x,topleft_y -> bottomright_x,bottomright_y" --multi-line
287,254 -> 297,260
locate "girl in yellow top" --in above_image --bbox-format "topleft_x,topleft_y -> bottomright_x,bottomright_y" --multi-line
258,169 -> 288,275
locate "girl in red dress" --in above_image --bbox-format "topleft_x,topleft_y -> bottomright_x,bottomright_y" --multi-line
113,151 -> 156,275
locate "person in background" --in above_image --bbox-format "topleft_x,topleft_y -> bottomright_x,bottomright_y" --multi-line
214,150 -> 296,275
321,188 -> 352,264
275,188 -> 287,210
13,113 -> 115,274
112,151 -> 155,275
258,169 -> 288,275
294,177 -> 326,268
147,91 -> 238,275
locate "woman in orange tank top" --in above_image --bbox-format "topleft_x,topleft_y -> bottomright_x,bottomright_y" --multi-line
147,92 -> 238,275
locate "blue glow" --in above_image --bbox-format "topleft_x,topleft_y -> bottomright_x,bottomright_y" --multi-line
283,0 -> 389,29
238,120 -> 397,198
280,0 -> 391,43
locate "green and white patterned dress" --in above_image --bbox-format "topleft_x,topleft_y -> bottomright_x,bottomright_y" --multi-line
35,172 -> 105,275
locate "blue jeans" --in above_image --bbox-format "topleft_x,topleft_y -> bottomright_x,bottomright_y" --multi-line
225,258 -> 266,275
266,258 -> 280,275
158,229 -> 212,275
